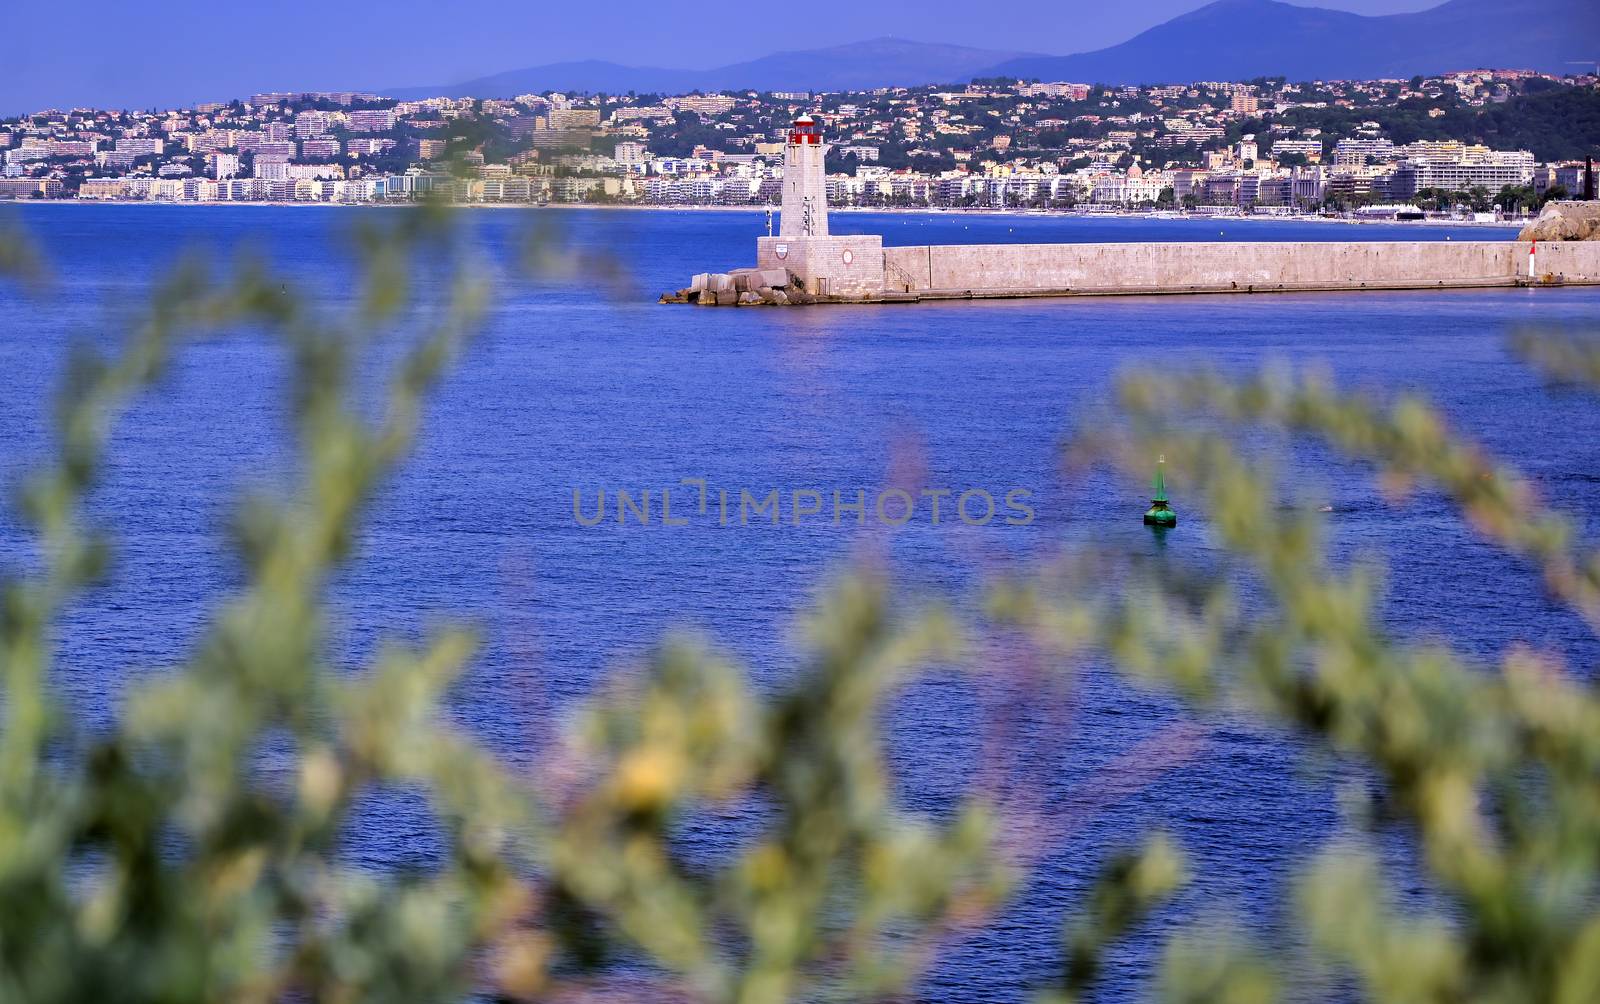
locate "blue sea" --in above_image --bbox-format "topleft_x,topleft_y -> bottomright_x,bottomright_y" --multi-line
2,205 -> 1597,1000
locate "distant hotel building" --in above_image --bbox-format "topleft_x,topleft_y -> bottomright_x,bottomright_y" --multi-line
294,111 -> 331,139
78,178 -> 129,200
348,109 -> 396,132
1388,150 -> 1536,198
610,106 -> 674,124
547,108 -> 601,129
209,152 -> 239,179
346,138 -> 397,156
1332,138 -> 1397,164
1019,82 -> 1091,100
1270,138 -> 1323,161
1158,124 -> 1224,147
251,91 -> 380,107
0,178 -> 65,199
667,94 -> 736,116
116,137 -> 163,156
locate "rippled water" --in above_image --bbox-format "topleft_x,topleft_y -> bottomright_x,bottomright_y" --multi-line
3,205 -> 1597,999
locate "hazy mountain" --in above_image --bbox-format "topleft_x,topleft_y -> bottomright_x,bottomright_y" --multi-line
387,61 -> 704,100
700,38 -> 1039,91
386,38 -> 1038,99
981,0 -> 1600,84
386,0 -> 1596,100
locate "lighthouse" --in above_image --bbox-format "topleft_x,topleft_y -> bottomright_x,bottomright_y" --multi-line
753,113 -> 882,297
781,114 -> 829,237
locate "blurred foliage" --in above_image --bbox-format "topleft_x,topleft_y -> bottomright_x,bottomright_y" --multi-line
0,205 -> 532,1003
0,210 -> 1008,1003
0,216 -> 43,286
4,210 -> 1600,1003
1514,330 -> 1600,391
548,583 -> 1009,1003
1045,833 -> 1187,1004
1002,355 -> 1600,1002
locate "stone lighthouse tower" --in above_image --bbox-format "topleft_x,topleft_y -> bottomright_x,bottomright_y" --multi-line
755,112 -> 882,297
781,114 -> 829,237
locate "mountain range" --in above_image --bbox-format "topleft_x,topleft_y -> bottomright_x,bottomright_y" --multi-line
989,0 -> 1599,84
387,0 -> 1598,99
385,39 -> 1041,100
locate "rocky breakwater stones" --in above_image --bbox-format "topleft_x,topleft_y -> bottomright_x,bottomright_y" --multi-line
1519,201 -> 1600,242
659,267 -> 807,306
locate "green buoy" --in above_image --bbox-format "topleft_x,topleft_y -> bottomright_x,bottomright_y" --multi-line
1143,455 -> 1177,528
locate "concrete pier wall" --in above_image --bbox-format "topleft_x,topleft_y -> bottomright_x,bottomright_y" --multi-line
669,239 -> 1600,307
879,241 -> 1600,296
757,235 -> 884,297
1534,241 -> 1600,282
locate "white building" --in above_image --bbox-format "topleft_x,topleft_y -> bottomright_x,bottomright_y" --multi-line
115,137 -> 163,156
1271,139 -> 1323,161
209,152 -> 239,179
1090,167 -> 1168,205
614,141 -> 650,170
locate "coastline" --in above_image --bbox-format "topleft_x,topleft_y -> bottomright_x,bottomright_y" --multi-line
8,199 -> 1528,230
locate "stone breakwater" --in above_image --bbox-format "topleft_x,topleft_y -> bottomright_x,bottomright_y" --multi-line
659,268 -> 816,306
1519,201 -> 1600,242
662,237 -> 1600,307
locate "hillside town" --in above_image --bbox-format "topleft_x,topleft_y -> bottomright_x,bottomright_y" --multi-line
2,70 -> 1596,217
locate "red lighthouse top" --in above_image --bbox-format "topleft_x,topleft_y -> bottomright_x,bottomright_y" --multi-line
788,115 -> 822,145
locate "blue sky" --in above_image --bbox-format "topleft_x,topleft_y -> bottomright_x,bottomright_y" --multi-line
8,0 -> 1438,114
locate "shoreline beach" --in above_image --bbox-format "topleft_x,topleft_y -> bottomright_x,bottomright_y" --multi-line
7,199 -> 1528,229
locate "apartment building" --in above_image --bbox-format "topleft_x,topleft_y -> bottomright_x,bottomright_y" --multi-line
348,109 -> 396,132
294,111 -> 331,139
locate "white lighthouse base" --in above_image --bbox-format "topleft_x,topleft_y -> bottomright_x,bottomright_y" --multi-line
757,236 -> 885,298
